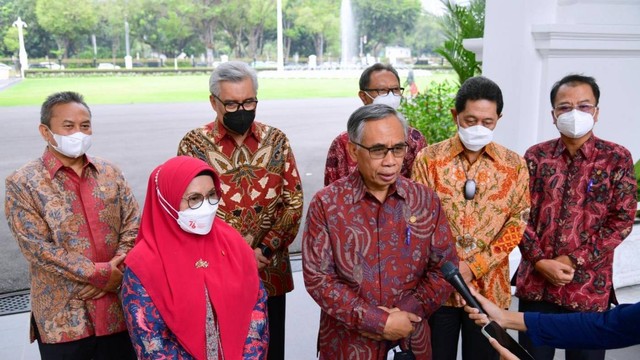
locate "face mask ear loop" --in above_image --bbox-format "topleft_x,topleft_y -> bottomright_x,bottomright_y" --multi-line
154,168 -> 179,221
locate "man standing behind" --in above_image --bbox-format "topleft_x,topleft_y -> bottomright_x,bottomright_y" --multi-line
304,104 -> 457,359
412,76 -> 530,360
4,91 -> 139,359
178,61 -> 303,360
324,63 -> 427,185
515,74 -> 637,360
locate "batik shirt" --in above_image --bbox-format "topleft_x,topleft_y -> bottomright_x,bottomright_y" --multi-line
515,136 -> 637,312
178,120 -> 303,296
4,149 -> 140,343
121,270 -> 269,359
303,172 -> 457,359
324,127 -> 427,186
412,136 -> 530,309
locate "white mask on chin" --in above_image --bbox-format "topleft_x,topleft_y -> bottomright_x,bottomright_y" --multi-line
457,119 -> 493,152
555,109 -> 595,138
48,129 -> 92,158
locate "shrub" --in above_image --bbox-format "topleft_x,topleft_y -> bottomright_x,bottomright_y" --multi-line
400,80 -> 458,144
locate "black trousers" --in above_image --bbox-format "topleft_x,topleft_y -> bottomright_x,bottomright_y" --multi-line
518,299 -> 606,360
429,305 -> 499,360
267,294 -> 286,360
35,322 -> 136,360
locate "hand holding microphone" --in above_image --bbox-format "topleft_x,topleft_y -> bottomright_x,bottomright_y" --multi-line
440,261 -> 485,314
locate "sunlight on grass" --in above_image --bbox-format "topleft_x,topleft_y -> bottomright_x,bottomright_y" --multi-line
0,71 -> 455,107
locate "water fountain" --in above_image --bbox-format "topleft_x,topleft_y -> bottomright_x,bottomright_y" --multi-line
340,0 -> 357,68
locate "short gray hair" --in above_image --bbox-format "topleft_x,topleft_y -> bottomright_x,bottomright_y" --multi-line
209,61 -> 258,96
347,104 -> 408,143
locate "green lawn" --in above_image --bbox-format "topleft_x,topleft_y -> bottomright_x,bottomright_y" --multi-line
0,72 -> 455,106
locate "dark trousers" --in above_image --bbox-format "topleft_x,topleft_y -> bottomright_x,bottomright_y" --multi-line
518,299 -> 606,360
429,305 -> 499,360
35,324 -> 135,360
267,294 -> 286,360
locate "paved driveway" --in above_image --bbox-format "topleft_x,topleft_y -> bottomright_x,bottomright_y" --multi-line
0,98 -> 361,293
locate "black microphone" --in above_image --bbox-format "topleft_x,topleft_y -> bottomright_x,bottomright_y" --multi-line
440,261 -> 485,314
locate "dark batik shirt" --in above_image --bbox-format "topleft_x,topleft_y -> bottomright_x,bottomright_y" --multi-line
178,120 -> 303,296
303,171 -> 457,359
515,136 -> 637,312
324,127 -> 427,186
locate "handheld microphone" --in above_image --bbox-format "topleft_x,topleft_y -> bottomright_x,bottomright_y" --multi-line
440,261 -> 485,314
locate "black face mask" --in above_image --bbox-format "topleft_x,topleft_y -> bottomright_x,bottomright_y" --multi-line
223,109 -> 256,135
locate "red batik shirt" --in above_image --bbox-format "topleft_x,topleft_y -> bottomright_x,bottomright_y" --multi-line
324,127 -> 427,186
4,149 -> 140,343
178,120 -> 303,296
515,136 -> 637,312
303,172 -> 458,360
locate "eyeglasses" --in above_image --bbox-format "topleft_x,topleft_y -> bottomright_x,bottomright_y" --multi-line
212,94 -> 258,113
553,103 -> 597,115
353,142 -> 408,159
363,87 -> 405,96
182,191 -> 220,210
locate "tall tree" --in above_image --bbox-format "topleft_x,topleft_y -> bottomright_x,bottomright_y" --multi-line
354,0 -> 421,57
292,0 -> 339,64
435,0 -> 484,84
0,0 -> 56,58
189,0 -> 221,65
35,0 -> 98,58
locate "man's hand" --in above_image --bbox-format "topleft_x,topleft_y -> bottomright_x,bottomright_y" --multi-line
534,258 -> 574,286
463,286 -> 504,327
382,310 -> 421,341
459,261 -> 475,283
254,248 -> 270,271
359,306 -> 401,341
77,284 -> 107,300
103,254 -> 126,292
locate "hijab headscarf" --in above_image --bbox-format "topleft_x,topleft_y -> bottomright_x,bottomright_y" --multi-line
126,156 -> 259,360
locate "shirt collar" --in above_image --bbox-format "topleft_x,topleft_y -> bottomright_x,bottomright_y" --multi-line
41,147 -> 94,178
551,135 -> 597,160
346,169 -> 407,204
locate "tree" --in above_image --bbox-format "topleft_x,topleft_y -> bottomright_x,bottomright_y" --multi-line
354,0 -> 421,57
291,0 -> 339,64
435,0 -> 485,84
35,0 -> 98,58
0,0 -> 56,57
402,10 -> 443,57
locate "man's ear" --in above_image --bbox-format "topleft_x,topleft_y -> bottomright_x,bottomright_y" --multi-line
358,91 -> 369,105
450,108 -> 459,126
38,124 -> 53,144
347,141 -> 358,162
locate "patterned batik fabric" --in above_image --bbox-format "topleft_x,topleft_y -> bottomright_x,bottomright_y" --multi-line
121,270 -> 269,359
4,148 -> 140,343
302,172 -> 458,360
515,135 -> 637,312
178,120 -> 303,296
412,136 -> 530,309
323,127 -> 427,186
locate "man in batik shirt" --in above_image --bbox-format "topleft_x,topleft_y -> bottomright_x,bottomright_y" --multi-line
323,63 -> 427,185
177,61 -> 303,360
4,91 -> 139,359
515,74 -> 637,360
303,104 -> 457,359
412,76 -> 530,360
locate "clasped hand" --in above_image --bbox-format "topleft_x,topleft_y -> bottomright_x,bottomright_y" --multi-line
77,254 -> 126,300
360,306 -> 421,341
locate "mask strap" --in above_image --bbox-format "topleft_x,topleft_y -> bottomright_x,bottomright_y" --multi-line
154,168 -> 179,221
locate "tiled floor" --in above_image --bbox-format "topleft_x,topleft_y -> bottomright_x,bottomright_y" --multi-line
1,267 -> 638,360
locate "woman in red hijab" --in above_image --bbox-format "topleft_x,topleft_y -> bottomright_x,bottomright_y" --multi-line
122,156 -> 268,359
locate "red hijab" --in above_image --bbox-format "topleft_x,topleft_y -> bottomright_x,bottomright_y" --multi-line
126,156 -> 259,360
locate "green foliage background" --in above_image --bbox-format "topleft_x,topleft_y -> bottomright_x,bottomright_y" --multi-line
400,80 -> 457,144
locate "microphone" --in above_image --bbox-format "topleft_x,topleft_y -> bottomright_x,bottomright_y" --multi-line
440,261 -> 485,314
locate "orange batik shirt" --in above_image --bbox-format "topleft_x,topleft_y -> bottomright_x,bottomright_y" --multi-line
412,135 -> 530,308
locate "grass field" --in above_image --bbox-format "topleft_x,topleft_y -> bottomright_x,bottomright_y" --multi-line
0,71 -> 455,106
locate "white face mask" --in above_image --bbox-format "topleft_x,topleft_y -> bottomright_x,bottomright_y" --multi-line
555,109 -> 595,139
371,92 -> 402,109
48,129 -> 92,158
157,188 -> 218,235
457,120 -> 493,152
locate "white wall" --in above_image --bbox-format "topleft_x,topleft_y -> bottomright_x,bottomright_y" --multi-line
480,0 -> 640,160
